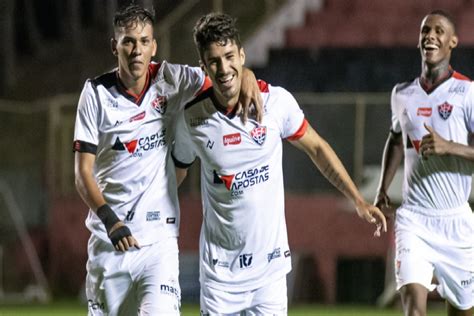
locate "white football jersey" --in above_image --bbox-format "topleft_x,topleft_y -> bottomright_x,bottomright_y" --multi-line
73,61 -> 205,246
172,82 -> 308,291
391,70 -> 474,210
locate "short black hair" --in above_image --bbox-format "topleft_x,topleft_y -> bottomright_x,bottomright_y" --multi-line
113,4 -> 155,30
193,13 -> 241,60
427,9 -> 457,34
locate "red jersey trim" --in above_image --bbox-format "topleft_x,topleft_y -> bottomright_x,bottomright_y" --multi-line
286,119 -> 308,141
257,79 -> 269,92
197,76 -> 212,96
453,71 -> 471,81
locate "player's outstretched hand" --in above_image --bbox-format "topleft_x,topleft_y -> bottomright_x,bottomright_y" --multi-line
108,222 -> 140,252
355,200 -> 387,237
237,68 -> 263,123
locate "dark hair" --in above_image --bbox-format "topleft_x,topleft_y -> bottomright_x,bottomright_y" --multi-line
193,13 -> 241,59
113,4 -> 155,30
427,9 -> 457,33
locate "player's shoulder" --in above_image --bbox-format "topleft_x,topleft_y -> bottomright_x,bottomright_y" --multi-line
184,87 -> 213,111
452,71 -> 472,82
159,60 -> 201,82
89,69 -> 117,89
393,78 -> 417,94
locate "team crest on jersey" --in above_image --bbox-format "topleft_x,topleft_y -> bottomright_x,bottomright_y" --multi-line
151,95 -> 167,114
438,102 -> 453,120
250,126 -> 266,146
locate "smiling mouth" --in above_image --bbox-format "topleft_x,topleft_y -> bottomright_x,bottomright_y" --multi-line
217,74 -> 235,88
423,43 -> 439,53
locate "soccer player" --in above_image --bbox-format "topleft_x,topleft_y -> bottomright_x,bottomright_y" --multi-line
172,13 -> 387,315
374,10 -> 474,316
73,4 -> 262,316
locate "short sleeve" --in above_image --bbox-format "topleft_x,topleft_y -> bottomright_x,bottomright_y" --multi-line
73,81 -> 100,151
275,88 -> 306,140
172,111 -> 196,168
464,82 -> 474,133
390,85 -> 402,134
163,63 -> 205,108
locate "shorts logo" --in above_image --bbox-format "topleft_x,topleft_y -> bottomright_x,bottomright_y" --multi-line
416,107 -> 432,117
160,283 -> 179,299
460,276 -> 473,288
239,254 -> 253,268
223,133 -> 241,146
284,250 -> 291,258
146,211 -> 160,221
250,126 -> 266,146
438,102 -> 453,120
267,248 -> 281,262
88,300 -> 105,311
152,95 -> 167,114
166,217 -> 176,224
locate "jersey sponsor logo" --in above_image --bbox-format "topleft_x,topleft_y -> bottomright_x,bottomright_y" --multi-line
213,165 -> 270,197
284,250 -> 291,258
212,259 -> 229,268
111,129 -> 167,157
151,95 -> 167,114
190,117 -> 209,127
146,211 -> 161,221
250,126 -> 266,146
416,107 -> 432,117
239,253 -> 253,268
106,97 -> 119,108
129,111 -> 146,122
223,133 -> 241,146
166,217 -> 176,224
448,85 -> 465,94
438,102 -> 453,120
267,247 -> 281,262
125,210 -> 135,222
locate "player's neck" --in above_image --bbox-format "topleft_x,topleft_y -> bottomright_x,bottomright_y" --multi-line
421,61 -> 451,87
118,71 -> 149,96
213,90 -> 238,114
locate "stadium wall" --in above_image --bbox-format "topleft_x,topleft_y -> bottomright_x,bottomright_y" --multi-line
48,194 -> 390,303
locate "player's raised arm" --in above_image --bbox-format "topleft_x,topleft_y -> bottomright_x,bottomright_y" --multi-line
289,124 -> 387,236
74,152 -> 140,251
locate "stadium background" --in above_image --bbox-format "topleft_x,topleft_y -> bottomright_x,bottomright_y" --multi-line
1,0 -> 473,313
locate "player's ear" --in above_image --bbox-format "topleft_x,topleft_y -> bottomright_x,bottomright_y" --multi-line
111,38 -> 118,56
152,38 -> 157,57
449,34 -> 458,49
199,60 -> 208,75
240,47 -> 245,65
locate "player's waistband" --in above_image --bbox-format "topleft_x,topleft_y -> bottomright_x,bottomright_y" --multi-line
400,202 -> 471,217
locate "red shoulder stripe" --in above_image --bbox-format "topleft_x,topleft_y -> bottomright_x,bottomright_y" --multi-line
286,119 -> 308,141
453,71 -> 471,81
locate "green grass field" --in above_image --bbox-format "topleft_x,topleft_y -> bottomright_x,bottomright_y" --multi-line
0,301 -> 447,316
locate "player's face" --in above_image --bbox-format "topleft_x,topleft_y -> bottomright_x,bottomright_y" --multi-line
201,40 -> 245,107
418,14 -> 458,66
112,21 -> 157,83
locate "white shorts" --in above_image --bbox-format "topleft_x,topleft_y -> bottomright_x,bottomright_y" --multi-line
394,203 -> 474,310
200,276 -> 287,315
86,235 -> 180,316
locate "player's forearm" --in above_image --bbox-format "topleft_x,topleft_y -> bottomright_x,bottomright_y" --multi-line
377,131 -> 404,194
313,139 -> 365,205
446,140 -> 474,161
74,153 -> 107,211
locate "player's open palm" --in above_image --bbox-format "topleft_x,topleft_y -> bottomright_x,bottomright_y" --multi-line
355,200 -> 387,237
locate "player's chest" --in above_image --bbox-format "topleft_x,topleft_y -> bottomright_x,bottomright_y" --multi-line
397,91 -> 465,137
187,114 -> 280,168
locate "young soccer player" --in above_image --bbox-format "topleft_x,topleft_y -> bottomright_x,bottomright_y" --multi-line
73,4 -> 261,315
173,12 -> 387,315
375,10 -> 474,316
